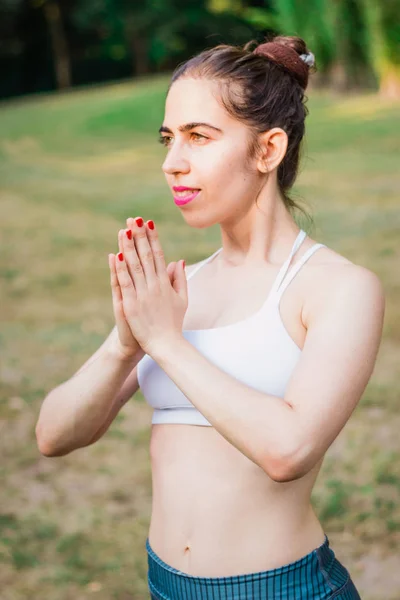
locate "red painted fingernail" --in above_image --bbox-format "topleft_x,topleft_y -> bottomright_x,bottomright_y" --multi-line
135,217 -> 144,227
182,260 -> 185,269
118,252 -> 124,261
147,220 -> 154,230
125,229 -> 132,240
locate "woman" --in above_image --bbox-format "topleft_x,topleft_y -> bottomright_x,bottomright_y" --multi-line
36,36 -> 385,599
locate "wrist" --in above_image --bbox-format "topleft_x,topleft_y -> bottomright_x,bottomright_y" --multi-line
106,343 -> 145,364
148,335 -> 186,363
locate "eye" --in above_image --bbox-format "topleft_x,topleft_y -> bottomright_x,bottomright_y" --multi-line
158,135 -> 172,147
190,133 -> 207,143
158,132 -> 208,148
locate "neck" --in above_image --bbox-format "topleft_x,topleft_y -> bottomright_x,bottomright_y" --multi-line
217,187 -> 301,268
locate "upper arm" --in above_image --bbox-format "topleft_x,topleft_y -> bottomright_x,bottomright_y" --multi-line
283,266 -> 385,480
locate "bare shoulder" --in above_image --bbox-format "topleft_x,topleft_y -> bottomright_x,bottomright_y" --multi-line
303,244 -> 386,327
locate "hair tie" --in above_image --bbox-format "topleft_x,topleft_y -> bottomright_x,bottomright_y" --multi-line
299,52 -> 315,68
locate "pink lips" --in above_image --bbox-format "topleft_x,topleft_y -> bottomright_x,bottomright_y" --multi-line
172,188 -> 201,206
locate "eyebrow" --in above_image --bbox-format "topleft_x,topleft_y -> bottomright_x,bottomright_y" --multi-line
158,122 -> 223,134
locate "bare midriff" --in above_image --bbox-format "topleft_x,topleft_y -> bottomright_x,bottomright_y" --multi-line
147,241 -> 343,577
148,423 -> 326,578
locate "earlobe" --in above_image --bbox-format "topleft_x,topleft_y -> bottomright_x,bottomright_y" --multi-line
256,152 -> 270,175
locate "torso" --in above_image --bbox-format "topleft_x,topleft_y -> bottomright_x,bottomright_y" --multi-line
148,233 -> 352,577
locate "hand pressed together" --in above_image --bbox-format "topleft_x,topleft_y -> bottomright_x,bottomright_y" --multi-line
108,216 -> 188,358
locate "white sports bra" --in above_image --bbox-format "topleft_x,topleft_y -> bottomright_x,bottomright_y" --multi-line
137,229 -> 326,426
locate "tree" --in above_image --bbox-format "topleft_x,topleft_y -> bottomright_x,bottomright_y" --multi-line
269,0 -> 374,91
270,0 -> 337,84
32,0 -> 72,89
361,0 -> 400,99
329,0 -> 374,91
72,0 -> 258,77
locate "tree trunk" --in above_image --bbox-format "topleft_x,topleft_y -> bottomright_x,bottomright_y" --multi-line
43,0 -> 71,89
124,13 -> 150,78
328,60 -> 348,92
361,0 -> 400,99
379,63 -> 400,100
130,34 -> 150,77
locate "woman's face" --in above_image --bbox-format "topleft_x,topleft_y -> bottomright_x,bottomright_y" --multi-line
160,78 -> 263,227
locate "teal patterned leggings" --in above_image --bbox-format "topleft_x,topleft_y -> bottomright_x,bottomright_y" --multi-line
146,534 -> 362,599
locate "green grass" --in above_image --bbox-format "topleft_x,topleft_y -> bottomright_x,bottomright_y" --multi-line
1,76 -> 399,600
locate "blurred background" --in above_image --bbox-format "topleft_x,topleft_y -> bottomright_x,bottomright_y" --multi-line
1,1 -> 399,599
1,0 -> 400,100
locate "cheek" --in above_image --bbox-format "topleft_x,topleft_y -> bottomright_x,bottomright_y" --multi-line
202,143 -> 241,174
205,148 -> 249,193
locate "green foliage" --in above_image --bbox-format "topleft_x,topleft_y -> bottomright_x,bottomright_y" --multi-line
2,0 -> 399,98
334,0 -> 373,85
360,0 -> 400,85
241,6 -> 276,32
72,0 -> 259,72
270,0 -> 337,71
270,0 -> 375,86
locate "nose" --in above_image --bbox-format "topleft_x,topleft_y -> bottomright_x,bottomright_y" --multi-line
161,140 -> 190,176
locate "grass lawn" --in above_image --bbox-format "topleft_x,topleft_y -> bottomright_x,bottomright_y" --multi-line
1,75 -> 399,599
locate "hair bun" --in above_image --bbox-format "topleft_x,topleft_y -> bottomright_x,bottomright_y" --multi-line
253,36 -> 315,90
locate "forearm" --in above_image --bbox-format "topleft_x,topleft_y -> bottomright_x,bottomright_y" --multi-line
152,337 -> 298,480
36,347 -> 142,456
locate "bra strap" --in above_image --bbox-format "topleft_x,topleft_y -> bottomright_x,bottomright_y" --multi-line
275,243 -> 327,300
187,229 -> 309,288
267,229 -> 307,299
186,247 -> 222,281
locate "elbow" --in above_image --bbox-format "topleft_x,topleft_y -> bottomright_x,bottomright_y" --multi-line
35,424 -> 70,458
36,437 -> 57,458
37,440 -> 71,458
35,429 -> 58,457
37,444 -> 59,458
35,422 -> 49,456
269,460 -> 305,483
263,444 -> 306,483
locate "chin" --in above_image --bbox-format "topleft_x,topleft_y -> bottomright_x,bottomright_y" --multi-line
182,211 -> 218,229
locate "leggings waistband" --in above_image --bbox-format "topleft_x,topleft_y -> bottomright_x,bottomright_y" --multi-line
146,534 -> 354,600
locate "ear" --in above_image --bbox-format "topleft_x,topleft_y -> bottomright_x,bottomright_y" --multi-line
256,127 -> 288,174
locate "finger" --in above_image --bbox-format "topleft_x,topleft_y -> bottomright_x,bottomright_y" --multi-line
126,216 -> 159,288
166,261 -> 176,284
109,253 -> 125,318
119,228 -> 146,296
142,219 -> 170,287
109,253 -> 122,300
115,250 -> 137,308
122,224 -> 148,295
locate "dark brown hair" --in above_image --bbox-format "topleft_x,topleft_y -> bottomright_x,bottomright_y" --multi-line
168,35 -> 316,228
